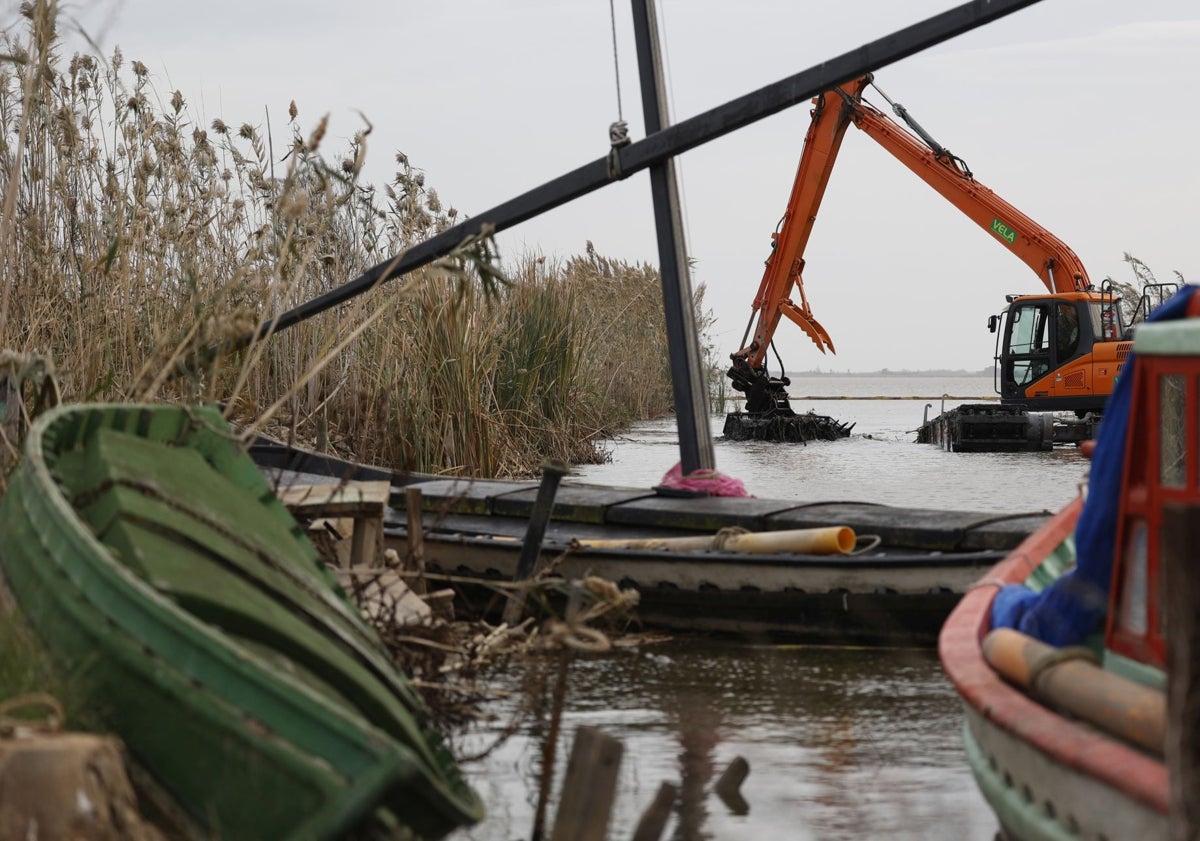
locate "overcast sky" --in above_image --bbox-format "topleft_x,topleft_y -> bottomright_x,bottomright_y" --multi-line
59,0 -> 1200,372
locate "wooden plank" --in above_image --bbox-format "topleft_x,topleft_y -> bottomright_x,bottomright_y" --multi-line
332,567 -> 432,627
490,484 -> 657,525
278,481 -> 390,567
397,479 -> 539,516
349,517 -> 381,568
276,481 -> 390,518
549,726 -> 623,841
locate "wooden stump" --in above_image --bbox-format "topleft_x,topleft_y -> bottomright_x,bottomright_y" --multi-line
714,756 -> 750,815
631,781 -> 678,841
549,726 -> 623,841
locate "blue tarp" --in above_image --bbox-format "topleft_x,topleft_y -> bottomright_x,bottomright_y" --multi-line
991,285 -> 1198,647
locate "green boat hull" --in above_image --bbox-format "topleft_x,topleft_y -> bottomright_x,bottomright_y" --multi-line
0,403 -> 482,839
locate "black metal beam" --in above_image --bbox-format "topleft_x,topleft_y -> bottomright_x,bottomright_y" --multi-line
236,0 -> 1043,348
631,0 -> 714,474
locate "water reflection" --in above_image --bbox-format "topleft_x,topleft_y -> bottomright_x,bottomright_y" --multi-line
672,694 -> 719,841
451,641 -> 997,841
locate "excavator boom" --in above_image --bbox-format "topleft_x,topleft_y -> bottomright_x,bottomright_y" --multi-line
844,84 -> 1091,295
733,76 -> 872,373
726,74 -> 1135,446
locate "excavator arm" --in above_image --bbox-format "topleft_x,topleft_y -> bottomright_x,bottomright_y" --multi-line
844,83 -> 1091,295
728,74 -> 1093,416
732,75 -> 873,375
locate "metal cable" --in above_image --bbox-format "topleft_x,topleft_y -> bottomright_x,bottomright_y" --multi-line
608,0 -> 623,121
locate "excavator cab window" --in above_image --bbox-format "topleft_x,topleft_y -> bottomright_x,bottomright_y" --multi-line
1004,303 -> 1051,388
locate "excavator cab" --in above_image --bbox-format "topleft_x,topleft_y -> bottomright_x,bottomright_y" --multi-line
993,294 -> 1124,414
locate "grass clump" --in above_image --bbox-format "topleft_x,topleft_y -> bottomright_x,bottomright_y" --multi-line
0,1 -> 713,478
330,245 -> 711,476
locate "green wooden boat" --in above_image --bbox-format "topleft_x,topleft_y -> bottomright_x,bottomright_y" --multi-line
0,403 -> 483,839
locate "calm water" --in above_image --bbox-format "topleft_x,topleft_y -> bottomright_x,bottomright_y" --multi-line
449,376 -> 1090,841
576,375 -> 1086,513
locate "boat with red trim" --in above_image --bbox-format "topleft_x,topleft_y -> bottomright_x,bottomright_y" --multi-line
939,285 -> 1200,839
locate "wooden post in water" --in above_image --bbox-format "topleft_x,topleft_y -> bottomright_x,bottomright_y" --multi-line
1164,502 -> 1200,840
714,756 -> 750,815
549,726 -> 624,841
631,781 -> 678,841
532,650 -> 573,841
503,460 -> 567,626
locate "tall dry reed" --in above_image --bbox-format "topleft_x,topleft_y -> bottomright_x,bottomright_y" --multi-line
0,2 -> 716,477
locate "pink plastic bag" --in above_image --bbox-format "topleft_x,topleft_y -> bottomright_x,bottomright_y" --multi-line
658,462 -> 755,498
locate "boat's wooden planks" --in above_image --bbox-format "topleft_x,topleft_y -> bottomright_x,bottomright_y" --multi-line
276,481 -> 391,518
66,428 -> 431,722
406,478 -> 540,516
488,484 -> 657,525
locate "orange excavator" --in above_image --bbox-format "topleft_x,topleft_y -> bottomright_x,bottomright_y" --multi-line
726,74 -> 1172,448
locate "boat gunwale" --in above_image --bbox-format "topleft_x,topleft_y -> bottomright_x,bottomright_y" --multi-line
937,494 -> 1168,816
24,405 -> 408,739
